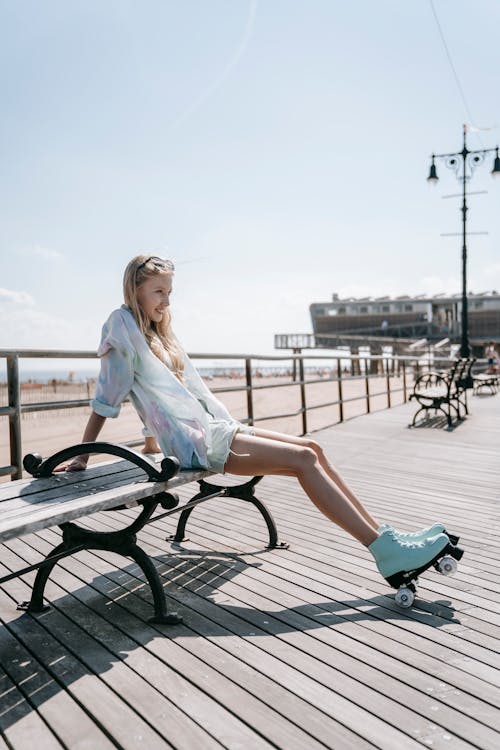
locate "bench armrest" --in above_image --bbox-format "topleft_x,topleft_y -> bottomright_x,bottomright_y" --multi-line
414,372 -> 449,389
23,441 -> 180,482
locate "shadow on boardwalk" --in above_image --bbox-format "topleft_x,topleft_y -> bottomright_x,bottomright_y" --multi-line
0,545 -> 460,736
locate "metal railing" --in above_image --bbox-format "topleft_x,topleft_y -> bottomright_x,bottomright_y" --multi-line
0,348 -> 457,481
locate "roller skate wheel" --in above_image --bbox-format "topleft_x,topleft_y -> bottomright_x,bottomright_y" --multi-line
395,586 -> 415,608
437,556 -> 457,576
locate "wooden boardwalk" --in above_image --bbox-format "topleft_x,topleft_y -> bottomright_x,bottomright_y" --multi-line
1,394 -> 499,749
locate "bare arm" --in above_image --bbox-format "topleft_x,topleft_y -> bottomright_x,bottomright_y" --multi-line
81,410 -> 106,444
58,411 -> 107,471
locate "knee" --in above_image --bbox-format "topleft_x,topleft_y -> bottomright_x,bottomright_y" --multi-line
295,446 -> 319,474
305,439 -> 325,461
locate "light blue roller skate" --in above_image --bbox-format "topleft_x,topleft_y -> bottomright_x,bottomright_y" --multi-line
369,528 -> 464,608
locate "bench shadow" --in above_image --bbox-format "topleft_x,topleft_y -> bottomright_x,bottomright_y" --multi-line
162,550 -> 461,628
409,414 -> 465,430
0,550 -> 461,732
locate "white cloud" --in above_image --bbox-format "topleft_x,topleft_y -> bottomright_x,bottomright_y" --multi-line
0,287 -> 35,306
0,287 -> 73,348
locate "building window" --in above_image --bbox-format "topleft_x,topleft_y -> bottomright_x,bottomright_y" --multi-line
404,304 -> 413,312
475,301 -> 483,309
337,306 -> 346,315
360,306 -> 368,313
382,305 -> 390,312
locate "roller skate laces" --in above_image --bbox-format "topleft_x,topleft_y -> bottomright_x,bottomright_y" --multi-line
378,522 -> 460,546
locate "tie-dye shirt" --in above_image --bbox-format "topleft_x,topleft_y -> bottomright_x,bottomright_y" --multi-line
91,305 -> 252,473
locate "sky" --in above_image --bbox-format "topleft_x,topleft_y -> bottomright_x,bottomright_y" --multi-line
1,0 -> 500,368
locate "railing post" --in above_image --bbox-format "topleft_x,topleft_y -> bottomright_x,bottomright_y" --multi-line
402,360 -> 407,403
386,367 -> 391,409
7,354 -> 22,480
245,357 -> 254,427
298,356 -> 307,435
364,358 -> 370,414
292,348 -> 297,381
337,357 -> 344,423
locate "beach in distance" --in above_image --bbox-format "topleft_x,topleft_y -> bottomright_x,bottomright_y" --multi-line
0,370 -> 406,479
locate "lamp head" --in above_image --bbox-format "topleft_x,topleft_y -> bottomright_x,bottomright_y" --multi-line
427,156 -> 438,184
492,147 -> 500,178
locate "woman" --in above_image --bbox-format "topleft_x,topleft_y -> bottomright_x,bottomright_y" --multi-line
64,255 -> 450,587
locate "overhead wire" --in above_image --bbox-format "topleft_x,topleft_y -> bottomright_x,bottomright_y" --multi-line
428,0 -> 486,148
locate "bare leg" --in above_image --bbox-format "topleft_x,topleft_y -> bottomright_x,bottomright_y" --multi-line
251,428 -> 380,529
224,433 -> 379,547
143,436 -> 161,454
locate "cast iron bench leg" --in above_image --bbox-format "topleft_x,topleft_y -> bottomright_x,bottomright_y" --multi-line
18,502 -> 183,625
169,476 -> 288,550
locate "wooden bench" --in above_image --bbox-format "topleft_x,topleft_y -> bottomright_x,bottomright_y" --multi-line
0,442 -> 287,626
409,357 -> 475,428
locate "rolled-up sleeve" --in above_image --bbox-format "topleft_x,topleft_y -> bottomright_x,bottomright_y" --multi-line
90,317 -> 135,418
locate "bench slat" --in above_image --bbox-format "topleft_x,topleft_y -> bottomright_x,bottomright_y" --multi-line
0,469 -> 210,528
0,464 -> 208,543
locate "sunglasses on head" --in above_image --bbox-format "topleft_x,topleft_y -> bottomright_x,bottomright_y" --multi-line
136,256 -> 175,272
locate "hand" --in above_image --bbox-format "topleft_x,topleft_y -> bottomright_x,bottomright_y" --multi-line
54,457 -> 89,472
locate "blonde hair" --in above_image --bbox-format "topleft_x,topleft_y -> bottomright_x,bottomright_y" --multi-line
123,255 -> 185,382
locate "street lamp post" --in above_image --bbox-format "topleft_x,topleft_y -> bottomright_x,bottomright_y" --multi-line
427,125 -> 500,357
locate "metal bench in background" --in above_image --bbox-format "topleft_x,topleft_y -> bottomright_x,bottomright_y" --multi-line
473,371 -> 499,396
0,442 -> 288,627
409,357 -> 475,428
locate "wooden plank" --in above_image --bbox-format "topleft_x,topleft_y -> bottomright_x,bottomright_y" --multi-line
1,535 -> 373,750
0,469 -> 205,543
158,512 -> 500,672
23,520 -> 496,750
243,489 -> 500,613
98,488 -> 500,664
189,501 -> 500,647
0,626 -> 116,750
0,587 -> 176,749
0,551 -> 271,750
0,448 -> 206,500
0,665 -> 64,750
0,461 -> 206,507
86,513 -> 500,746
